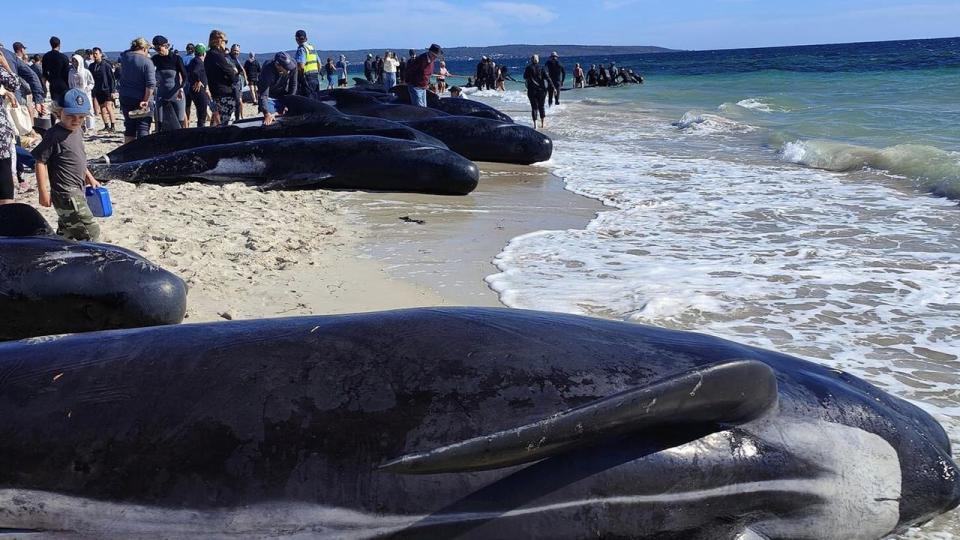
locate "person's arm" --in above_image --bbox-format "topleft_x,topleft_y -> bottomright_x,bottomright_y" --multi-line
36,161 -> 51,207
561,65 -> 566,87
6,50 -> 44,111
141,58 -> 155,108
174,56 -> 187,97
84,167 -> 100,188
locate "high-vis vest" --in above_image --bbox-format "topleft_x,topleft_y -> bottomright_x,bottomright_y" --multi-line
301,42 -> 320,74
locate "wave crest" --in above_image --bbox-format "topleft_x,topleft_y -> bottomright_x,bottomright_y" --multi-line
674,111 -> 756,134
781,140 -> 960,199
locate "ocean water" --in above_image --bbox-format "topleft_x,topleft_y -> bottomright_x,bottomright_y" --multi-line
459,38 -> 960,537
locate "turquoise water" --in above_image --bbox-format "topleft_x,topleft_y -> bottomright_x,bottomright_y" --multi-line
450,37 -> 960,198
470,38 -> 960,537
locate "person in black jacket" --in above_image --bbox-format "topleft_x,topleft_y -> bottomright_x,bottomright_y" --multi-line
187,45 -> 211,127
204,30 -> 238,127
544,51 -> 565,106
523,54 -> 553,129
42,36 -> 71,119
89,47 -> 116,131
244,52 -> 261,102
257,52 -> 297,126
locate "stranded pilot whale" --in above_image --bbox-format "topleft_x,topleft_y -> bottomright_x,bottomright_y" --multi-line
0,307 -> 956,538
0,203 -> 187,340
89,135 -> 480,195
100,112 -> 448,164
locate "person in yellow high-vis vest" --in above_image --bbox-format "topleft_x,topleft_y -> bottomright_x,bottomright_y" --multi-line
294,29 -> 321,99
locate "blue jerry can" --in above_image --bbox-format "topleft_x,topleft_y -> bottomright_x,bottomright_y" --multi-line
85,186 -> 113,218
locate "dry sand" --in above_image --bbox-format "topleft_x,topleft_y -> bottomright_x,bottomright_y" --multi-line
17,103 -> 599,322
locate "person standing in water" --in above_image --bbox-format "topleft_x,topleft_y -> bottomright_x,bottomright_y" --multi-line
523,54 -> 552,129
544,51 -> 565,106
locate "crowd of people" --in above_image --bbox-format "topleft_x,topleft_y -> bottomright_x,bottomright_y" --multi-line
1,28 -> 644,241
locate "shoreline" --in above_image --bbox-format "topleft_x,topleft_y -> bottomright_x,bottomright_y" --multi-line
21,104 -> 600,323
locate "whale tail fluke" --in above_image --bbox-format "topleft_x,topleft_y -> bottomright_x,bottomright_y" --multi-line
380,359 -> 778,474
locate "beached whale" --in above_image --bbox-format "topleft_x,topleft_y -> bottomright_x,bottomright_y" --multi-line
276,96 -> 548,165
89,136 -> 480,195
405,116 -> 552,164
0,203 -> 187,341
0,307 -> 956,538
99,112 -> 448,163
386,86 -> 514,122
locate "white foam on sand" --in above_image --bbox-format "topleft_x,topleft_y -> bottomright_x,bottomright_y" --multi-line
479,95 -> 960,483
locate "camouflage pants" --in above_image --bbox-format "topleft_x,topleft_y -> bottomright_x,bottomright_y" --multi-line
52,191 -> 101,242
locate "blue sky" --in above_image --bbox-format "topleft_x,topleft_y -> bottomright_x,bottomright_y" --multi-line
7,0 -> 959,55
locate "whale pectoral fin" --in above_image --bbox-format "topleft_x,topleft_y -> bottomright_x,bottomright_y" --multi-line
380,359 -> 777,474
257,173 -> 333,191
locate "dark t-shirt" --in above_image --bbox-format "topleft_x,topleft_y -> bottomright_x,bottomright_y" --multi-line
31,124 -> 86,194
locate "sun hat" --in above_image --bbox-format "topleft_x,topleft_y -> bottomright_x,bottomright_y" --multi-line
274,51 -> 296,71
62,88 -> 91,116
428,44 -> 442,55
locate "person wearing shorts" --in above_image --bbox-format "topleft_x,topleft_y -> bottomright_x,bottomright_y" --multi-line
90,48 -> 117,131
117,37 -> 156,143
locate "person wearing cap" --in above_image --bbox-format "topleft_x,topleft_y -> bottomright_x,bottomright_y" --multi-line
523,54 -> 553,129
363,53 -> 375,83
294,30 -> 321,99
117,37 -> 156,143
257,52 -> 298,126
151,35 -> 188,131
186,44 -> 212,127
404,44 -> 442,107
204,30 -> 239,127
31,88 -> 102,241
228,44 -> 247,121
545,51 -> 565,106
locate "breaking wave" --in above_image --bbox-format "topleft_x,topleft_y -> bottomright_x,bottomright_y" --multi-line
780,140 -> 960,200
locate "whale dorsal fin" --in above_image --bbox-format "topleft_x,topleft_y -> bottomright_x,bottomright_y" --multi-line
380,359 -> 777,474
0,203 -> 54,237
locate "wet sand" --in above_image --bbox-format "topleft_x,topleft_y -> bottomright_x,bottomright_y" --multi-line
17,104 -> 598,321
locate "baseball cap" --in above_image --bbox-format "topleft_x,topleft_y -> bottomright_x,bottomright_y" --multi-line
63,88 -> 91,116
152,35 -> 169,49
550,51 -> 558,57
194,44 -> 207,55
295,30 -> 307,39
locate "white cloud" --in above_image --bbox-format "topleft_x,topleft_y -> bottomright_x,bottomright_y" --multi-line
481,2 -> 557,22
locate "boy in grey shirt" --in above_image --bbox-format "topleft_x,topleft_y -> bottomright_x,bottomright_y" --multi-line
32,88 -> 102,241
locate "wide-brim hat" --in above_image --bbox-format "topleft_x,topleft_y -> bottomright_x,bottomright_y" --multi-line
428,44 -> 442,55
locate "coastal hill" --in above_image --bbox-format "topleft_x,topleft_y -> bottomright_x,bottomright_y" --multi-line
100,44 -> 673,63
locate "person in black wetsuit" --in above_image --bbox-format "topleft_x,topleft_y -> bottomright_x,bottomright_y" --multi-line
151,35 -> 187,131
544,51 -> 565,106
244,52 -> 261,102
598,65 -> 609,87
523,54 -> 553,129
587,64 -> 597,86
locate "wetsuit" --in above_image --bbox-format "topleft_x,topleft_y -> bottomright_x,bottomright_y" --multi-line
151,53 -> 187,131
523,62 -> 553,124
364,58 -> 374,82
229,53 -> 245,121
598,67 -> 609,87
587,68 -> 597,86
475,61 -> 486,90
544,57 -> 565,106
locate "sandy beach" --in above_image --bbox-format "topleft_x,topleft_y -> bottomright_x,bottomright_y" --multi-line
18,103 -> 598,322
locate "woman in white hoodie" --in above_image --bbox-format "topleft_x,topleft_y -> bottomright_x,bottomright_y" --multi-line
69,54 -> 96,133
